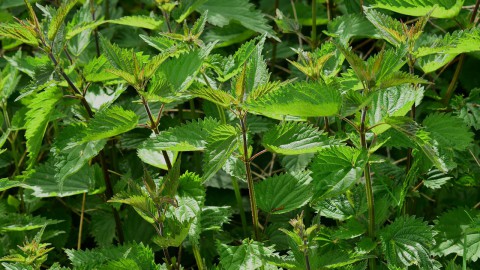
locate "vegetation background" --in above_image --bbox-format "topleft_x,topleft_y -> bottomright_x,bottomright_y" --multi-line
0,0 -> 479,269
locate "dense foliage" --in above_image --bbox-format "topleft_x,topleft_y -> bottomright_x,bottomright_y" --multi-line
0,0 -> 479,269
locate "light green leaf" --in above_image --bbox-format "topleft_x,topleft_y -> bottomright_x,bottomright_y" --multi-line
203,125 -> 239,182
373,0 -> 464,18
364,8 -> 406,46
262,122 -> 333,155
140,117 -> 220,152
199,206 -> 232,232
380,216 -> 436,269
196,0 -> 277,41
0,213 -> 62,233
24,161 -> 100,197
327,14 -> 381,45
245,81 -> 342,119
369,85 -> 423,134
155,49 -> 204,92
48,0 -> 78,40
423,113 -> 473,151
310,146 -> 367,201
82,106 -> 139,142
137,148 -> 177,171
190,87 -> 236,107
0,178 -> 24,192
216,38 -> 258,82
255,171 -> 312,214
25,87 -> 62,167
108,15 -> 163,30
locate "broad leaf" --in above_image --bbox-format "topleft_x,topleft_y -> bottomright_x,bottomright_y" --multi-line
203,125 -> 239,182
245,81 -> 342,119
82,106 -> 139,142
423,113 -> 473,151
434,208 -> 480,262
196,0 -> 276,40
379,216 -> 436,269
25,87 -> 62,166
217,239 -> 277,270
310,146 -> 367,201
255,171 -> 313,214
373,0 -> 464,18
262,122 -> 333,155
140,117 -> 220,152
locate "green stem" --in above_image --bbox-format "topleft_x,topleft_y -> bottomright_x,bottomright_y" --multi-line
360,107 -> 375,270
89,0 -> 101,57
311,0 -> 317,48
240,114 -> 260,240
192,243 -> 204,270
232,177 -> 248,236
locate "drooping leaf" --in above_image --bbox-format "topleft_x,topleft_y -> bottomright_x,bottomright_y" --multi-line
310,146 -> 367,201
140,117 -> 220,152
202,125 -> 239,182
255,171 -> 313,214
423,113 -> 473,151
82,106 -> 139,142
245,81 -> 342,119
373,0 -> 464,18
25,87 -> 62,166
0,22 -> 38,46
0,213 -> 62,233
262,122 -> 334,155
434,208 -> 480,262
196,0 -> 277,40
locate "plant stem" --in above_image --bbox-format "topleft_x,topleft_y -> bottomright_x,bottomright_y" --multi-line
232,177 -> 248,236
360,107 -> 375,270
311,0 -> 317,48
89,0 -> 101,57
239,114 -> 260,240
77,192 -> 86,250
192,243 -> 204,270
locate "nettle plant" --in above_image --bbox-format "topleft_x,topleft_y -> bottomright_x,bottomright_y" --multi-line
0,0 -> 479,269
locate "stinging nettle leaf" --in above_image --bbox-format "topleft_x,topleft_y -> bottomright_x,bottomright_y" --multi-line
262,122 -> 335,155
245,81 -> 342,119
422,113 -> 474,151
310,145 -> 367,201
140,117 -> 220,152
47,0 -> 78,41
202,124 -> 239,182
255,171 -> 313,214
380,216 -> 436,269
373,0 -> 464,19
82,106 -> 139,142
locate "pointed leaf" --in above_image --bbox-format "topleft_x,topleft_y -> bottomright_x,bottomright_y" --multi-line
374,0 -> 464,18
245,81 -> 342,119
255,171 -> 313,214
262,122 -> 334,155
108,15 -> 163,30
310,146 -> 367,201
82,106 -> 139,142
422,113 -> 474,151
203,125 -> 239,182
48,0 -> 78,40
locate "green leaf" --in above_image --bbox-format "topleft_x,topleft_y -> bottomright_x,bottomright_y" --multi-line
0,213 -> 61,233
364,8 -> 406,46
196,0 -> 277,41
453,88 -> 480,130
137,148 -> 177,171
314,187 -> 367,221
89,212 -> 117,247
140,117 -> 220,152
245,81 -> 342,119
108,16 -> 163,30
190,87 -> 236,107
25,87 -> 62,167
416,28 -> 480,73
373,0 -> 464,18
217,239 -> 276,270
255,171 -> 313,214
385,117 -> 448,172
199,206 -> 232,232
327,14 -> 381,45
423,113 -> 473,151
310,146 -> 367,201
434,208 -> 480,262
0,22 -> 38,46
202,125 -> 239,182
216,38 -> 258,82
48,0 -> 78,40
24,161 -> 100,197
422,169 -> 452,189
262,122 -> 334,155
368,85 -> 424,134
82,106 -> 139,142
379,216 -> 436,269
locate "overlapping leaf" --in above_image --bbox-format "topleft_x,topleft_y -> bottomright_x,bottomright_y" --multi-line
202,125 -> 239,182
82,106 -> 138,142
373,0 -> 464,18
262,122 -> 333,155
